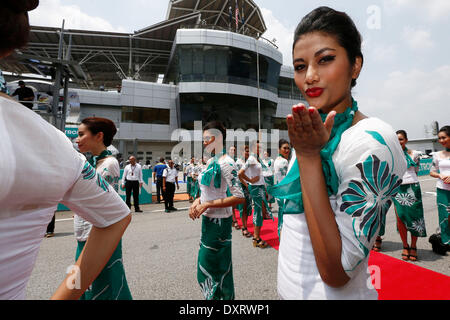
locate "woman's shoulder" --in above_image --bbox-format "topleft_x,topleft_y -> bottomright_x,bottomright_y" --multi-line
99,156 -> 119,171
219,155 -> 236,168
337,117 -> 406,175
340,117 -> 399,151
275,156 -> 288,165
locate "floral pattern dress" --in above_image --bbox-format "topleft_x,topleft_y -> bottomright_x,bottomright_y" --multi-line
74,156 -> 132,300
393,150 -> 426,237
277,118 -> 407,300
196,155 -> 244,300
431,152 -> 450,245
273,155 -> 289,236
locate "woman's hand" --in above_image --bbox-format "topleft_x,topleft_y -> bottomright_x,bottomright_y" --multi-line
189,198 -> 208,220
287,104 -> 336,158
440,174 -> 450,184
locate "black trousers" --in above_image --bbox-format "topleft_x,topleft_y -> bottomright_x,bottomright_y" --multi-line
164,182 -> 175,209
156,177 -> 163,202
46,214 -> 55,233
125,180 -> 140,210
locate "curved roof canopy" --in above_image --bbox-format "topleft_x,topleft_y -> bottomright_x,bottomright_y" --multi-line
0,0 -> 267,89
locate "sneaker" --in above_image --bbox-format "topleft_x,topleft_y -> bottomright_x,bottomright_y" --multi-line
165,209 -> 170,213
45,232 -> 54,238
168,207 -> 177,211
135,209 -> 143,213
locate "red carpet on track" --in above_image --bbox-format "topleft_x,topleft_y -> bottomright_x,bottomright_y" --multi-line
234,210 -> 450,300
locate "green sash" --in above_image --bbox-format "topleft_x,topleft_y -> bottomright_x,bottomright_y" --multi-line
201,149 -> 226,189
268,99 -> 358,214
403,148 -> 417,168
88,149 -> 112,168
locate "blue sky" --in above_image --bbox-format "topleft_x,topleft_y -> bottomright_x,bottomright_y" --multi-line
29,0 -> 450,139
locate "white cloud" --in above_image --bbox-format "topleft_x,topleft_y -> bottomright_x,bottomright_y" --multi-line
356,65 -> 450,139
403,26 -> 434,50
385,0 -> 450,21
371,43 -> 399,63
260,8 -> 295,66
29,0 -> 127,32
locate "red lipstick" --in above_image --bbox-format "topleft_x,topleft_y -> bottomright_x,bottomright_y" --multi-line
305,87 -> 323,98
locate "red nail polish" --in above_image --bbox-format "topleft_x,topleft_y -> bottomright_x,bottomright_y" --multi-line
308,108 -> 315,114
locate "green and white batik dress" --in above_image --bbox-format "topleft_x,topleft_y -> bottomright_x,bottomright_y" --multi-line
243,155 -> 273,227
74,154 -> 132,300
186,163 -> 194,198
273,155 -> 289,236
262,158 -> 275,204
431,152 -> 450,245
197,155 -> 244,300
235,157 -> 252,219
272,101 -> 407,299
393,150 -> 427,237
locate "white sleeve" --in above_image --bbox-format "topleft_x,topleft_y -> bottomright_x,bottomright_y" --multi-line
334,130 -> 406,278
121,166 -> 128,185
221,161 -> 244,198
101,158 -> 120,192
61,161 -> 130,228
431,153 -> 439,173
162,168 -> 168,178
274,158 -> 289,184
138,165 -> 144,183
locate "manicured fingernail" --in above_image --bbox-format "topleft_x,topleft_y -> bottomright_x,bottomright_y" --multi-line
308,108 -> 315,114
294,105 -> 305,113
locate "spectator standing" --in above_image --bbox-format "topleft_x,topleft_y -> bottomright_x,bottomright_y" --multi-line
153,158 -> 168,203
162,160 -> 179,212
11,80 -> 34,109
122,156 -> 143,212
142,159 -> 151,170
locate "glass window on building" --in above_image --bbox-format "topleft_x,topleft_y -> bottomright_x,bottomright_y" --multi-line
171,44 -> 281,94
122,106 -> 170,124
180,93 -> 277,131
278,76 -> 304,100
273,117 -> 288,130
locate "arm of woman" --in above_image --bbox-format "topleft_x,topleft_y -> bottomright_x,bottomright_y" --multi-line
429,153 -> 444,180
297,154 -> 350,287
238,168 -> 259,184
288,105 -> 348,287
53,160 -> 132,299
51,214 -> 131,299
191,161 -> 245,219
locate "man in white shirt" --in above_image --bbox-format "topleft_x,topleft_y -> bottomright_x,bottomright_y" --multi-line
121,156 -> 144,212
162,159 -> 179,213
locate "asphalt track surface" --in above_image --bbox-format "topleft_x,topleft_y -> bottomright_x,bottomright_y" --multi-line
26,176 -> 449,299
